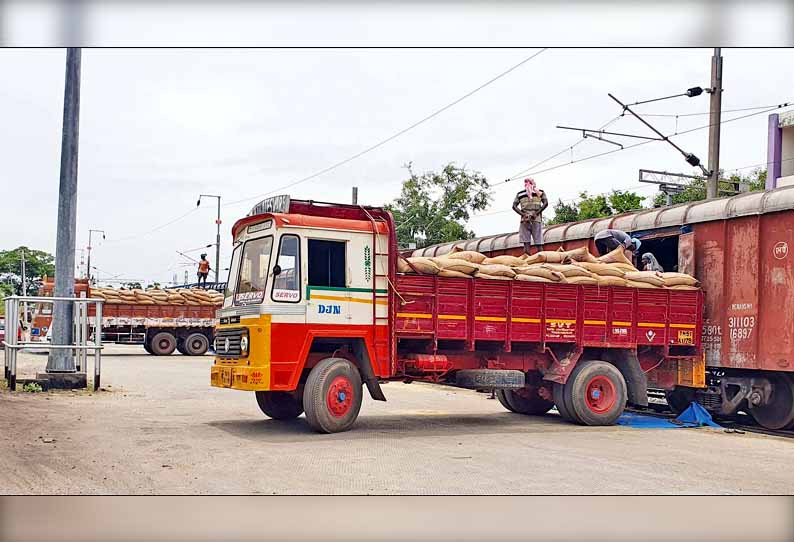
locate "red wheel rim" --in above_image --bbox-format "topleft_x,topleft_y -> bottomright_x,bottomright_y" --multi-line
585,375 -> 617,414
326,375 -> 354,417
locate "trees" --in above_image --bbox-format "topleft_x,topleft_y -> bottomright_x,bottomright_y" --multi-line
0,247 -> 55,296
387,162 -> 491,247
547,190 -> 645,225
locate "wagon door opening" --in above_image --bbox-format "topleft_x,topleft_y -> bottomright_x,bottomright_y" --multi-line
635,232 -> 680,272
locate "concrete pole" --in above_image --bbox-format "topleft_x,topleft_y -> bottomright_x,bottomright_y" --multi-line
86,230 -> 92,285
47,48 -> 81,373
706,48 -> 723,200
215,197 -> 221,285
20,249 -> 27,324
352,186 -> 358,205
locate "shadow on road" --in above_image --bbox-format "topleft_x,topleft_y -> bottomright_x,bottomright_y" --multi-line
205,412 -> 588,443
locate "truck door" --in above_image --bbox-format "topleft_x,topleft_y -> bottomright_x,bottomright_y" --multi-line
306,239 -> 350,325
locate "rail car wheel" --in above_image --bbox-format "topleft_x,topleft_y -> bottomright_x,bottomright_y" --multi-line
150,331 -> 176,356
496,390 -> 518,413
567,360 -> 627,426
664,386 -> 697,415
183,332 -> 209,356
255,391 -> 304,420
748,372 -> 794,430
553,383 -> 577,422
303,357 -> 363,433
500,388 -> 554,415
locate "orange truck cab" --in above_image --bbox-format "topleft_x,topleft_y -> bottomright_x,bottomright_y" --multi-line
212,196 -> 705,433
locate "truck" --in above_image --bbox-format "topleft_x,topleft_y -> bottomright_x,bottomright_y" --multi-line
211,196 -> 704,433
31,278 -> 220,355
413,185 -> 794,430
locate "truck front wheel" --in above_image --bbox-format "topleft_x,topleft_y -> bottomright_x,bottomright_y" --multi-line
150,331 -> 176,356
303,357 -> 363,433
255,391 -> 304,420
566,360 -> 627,426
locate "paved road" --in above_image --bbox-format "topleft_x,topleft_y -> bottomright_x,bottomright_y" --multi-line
1,345 -> 792,494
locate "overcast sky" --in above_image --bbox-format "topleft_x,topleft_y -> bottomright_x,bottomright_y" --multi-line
1,47 -> 792,286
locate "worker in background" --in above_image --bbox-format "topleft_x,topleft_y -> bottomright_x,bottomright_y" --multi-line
512,177 -> 548,254
594,229 -> 641,257
197,253 -> 211,288
641,253 -> 664,273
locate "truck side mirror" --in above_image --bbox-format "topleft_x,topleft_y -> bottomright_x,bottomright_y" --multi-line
272,264 -> 282,276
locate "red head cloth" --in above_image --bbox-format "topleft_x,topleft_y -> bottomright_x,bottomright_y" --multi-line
524,178 -> 540,197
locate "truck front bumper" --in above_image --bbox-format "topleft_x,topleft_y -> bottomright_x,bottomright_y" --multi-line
210,364 -> 270,391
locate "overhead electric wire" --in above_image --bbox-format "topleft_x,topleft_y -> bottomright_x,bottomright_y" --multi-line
642,104 -> 785,118
224,48 -> 549,208
104,207 -> 200,244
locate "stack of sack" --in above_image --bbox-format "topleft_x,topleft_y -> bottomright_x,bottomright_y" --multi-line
89,287 -> 224,306
397,245 -> 700,290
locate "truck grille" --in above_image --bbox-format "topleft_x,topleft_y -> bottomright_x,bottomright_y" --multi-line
215,327 -> 244,358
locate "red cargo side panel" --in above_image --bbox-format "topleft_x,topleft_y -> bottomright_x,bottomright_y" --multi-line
473,280 -> 509,342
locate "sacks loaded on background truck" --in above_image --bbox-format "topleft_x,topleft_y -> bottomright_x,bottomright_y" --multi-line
31,278 -> 221,355
211,196 -> 704,433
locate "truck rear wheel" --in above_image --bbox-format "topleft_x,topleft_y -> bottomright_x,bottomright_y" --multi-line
567,360 -> 627,426
553,383 -> 577,422
255,391 -> 304,420
748,372 -> 794,430
150,331 -> 176,356
303,357 -> 363,433
500,388 -> 554,415
183,332 -> 209,356
495,390 -> 518,413
665,386 -> 697,415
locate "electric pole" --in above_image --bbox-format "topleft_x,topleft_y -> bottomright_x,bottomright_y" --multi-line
197,194 -> 222,284
706,48 -> 723,199
47,47 -> 82,374
352,186 -> 358,205
86,228 -> 105,285
20,248 -> 27,324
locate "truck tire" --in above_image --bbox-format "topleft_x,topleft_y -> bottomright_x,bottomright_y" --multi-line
255,391 -> 304,420
143,340 -> 153,355
553,382 -> 577,422
664,386 -> 697,415
303,357 -> 363,433
501,388 -> 554,415
150,331 -> 177,356
566,360 -> 627,426
176,340 -> 188,356
183,332 -> 209,356
748,372 -> 794,430
495,390 -> 518,413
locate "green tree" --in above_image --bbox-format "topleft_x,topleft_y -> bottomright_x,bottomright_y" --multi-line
577,191 -> 612,220
547,199 -> 579,225
609,189 -> 646,214
387,162 -> 491,247
652,169 -> 767,207
0,247 -> 55,296
122,281 -> 143,290
547,189 -> 645,225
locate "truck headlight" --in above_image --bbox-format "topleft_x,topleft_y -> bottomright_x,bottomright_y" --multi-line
240,336 -> 249,354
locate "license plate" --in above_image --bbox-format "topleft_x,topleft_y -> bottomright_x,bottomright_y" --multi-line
220,367 -> 232,388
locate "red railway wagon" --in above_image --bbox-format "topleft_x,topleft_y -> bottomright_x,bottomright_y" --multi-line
414,185 -> 794,430
212,197 -> 704,433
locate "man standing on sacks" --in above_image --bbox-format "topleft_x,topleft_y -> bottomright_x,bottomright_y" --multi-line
512,177 -> 548,255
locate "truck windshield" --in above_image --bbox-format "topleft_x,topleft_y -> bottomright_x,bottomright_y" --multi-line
234,236 -> 273,305
223,244 -> 242,307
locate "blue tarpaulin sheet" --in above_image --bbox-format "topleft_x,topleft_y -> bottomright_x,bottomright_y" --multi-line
617,402 -> 722,429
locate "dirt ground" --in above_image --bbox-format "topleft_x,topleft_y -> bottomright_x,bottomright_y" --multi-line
1,345 -> 793,495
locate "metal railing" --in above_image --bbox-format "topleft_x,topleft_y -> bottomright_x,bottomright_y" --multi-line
2,295 -> 104,391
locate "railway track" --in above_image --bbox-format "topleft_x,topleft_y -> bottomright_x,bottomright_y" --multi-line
627,404 -> 794,439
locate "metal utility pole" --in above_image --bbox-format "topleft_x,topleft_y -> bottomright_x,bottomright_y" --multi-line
352,186 -> 358,205
20,249 -> 27,324
197,194 -> 221,284
706,48 -> 723,200
86,228 -> 105,285
47,48 -> 82,373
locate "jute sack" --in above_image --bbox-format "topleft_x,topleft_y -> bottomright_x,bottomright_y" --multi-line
597,246 -> 635,266
661,272 -> 700,287
559,246 -> 599,263
521,253 -> 544,265
667,284 -> 699,290
611,262 -> 640,273
476,264 -> 516,278
626,280 -> 660,289
405,257 -> 440,275
438,269 -> 473,278
624,271 -> 665,287
541,263 -> 593,278
573,261 -> 626,278
482,255 -> 526,267
513,265 -> 564,282
476,273 -> 513,280
446,250 -> 487,264
432,257 -> 479,275
595,275 -> 628,287
564,275 -> 600,285
515,274 -> 553,283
